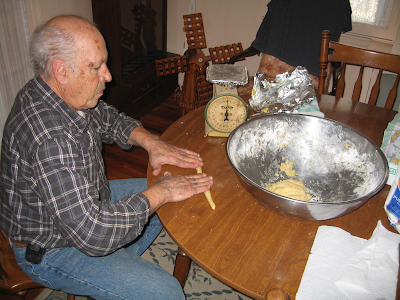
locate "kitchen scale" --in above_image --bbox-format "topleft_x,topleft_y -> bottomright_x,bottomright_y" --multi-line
205,64 -> 249,137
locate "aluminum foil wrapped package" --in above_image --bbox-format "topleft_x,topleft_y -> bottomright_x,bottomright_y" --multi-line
206,64 -> 248,88
250,67 -> 316,114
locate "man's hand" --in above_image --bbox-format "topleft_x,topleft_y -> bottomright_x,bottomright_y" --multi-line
148,142 -> 203,176
128,126 -> 203,176
142,172 -> 213,214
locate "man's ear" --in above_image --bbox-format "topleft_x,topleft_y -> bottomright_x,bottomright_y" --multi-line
52,59 -> 69,84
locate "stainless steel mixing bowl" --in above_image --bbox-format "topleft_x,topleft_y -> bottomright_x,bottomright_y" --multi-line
226,114 -> 388,221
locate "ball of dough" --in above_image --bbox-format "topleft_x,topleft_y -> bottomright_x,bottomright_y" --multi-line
266,179 -> 312,201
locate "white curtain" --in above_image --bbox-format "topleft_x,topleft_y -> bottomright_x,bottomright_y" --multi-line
350,0 -> 394,28
0,0 -> 33,146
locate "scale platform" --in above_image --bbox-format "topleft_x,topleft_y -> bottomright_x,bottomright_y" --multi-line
204,64 -> 249,137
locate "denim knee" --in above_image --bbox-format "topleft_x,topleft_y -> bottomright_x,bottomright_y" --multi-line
150,272 -> 185,300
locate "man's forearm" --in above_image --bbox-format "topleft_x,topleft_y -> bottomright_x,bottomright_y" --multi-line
127,126 -> 161,150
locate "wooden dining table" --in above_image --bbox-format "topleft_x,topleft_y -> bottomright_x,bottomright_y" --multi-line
147,94 -> 399,300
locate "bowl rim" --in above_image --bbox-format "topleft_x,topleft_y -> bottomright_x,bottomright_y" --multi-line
225,114 -> 389,205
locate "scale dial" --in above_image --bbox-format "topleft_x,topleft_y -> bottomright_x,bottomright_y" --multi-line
205,94 -> 248,133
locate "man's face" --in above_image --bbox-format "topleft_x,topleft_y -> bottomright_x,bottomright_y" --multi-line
66,33 -> 112,111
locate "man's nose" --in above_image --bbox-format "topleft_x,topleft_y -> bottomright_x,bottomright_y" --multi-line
102,65 -> 112,82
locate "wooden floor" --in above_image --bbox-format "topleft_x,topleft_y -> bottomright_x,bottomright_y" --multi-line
5,94 -> 181,300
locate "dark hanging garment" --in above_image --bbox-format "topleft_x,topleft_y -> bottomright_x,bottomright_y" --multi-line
251,0 -> 352,77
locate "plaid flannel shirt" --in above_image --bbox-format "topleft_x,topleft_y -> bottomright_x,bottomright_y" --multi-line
0,76 -> 151,256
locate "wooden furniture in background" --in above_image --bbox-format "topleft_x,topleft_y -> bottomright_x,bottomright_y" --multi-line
155,13 -> 245,116
92,0 -> 178,118
318,30 -> 400,109
0,229 -> 75,300
147,94 -> 398,299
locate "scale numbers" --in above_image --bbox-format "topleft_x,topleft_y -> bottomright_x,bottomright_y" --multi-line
205,94 -> 248,133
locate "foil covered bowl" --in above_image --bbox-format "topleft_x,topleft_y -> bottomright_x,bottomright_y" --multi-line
226,114 -> 388,221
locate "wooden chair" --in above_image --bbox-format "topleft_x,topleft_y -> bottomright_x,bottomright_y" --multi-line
0,228 -> 75,300
318,30 -> 400,109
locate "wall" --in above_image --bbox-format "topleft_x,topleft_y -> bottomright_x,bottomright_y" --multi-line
25,0 -> 93,33
24,0 -> 266,82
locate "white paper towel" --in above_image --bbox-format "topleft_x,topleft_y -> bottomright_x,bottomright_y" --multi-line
296,221 -> 400,300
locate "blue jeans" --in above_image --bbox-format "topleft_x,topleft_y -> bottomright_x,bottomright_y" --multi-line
12,178 -> 185,300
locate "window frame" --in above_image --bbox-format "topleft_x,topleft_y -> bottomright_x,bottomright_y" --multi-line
347,0 -> 400,42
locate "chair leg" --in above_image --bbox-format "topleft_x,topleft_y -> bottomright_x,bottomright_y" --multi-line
67,294 -> 75,300
15,290 -> 28,300
173,247 -> 192,288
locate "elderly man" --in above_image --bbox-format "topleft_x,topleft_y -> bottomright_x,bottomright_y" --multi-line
0,15 -> 213,299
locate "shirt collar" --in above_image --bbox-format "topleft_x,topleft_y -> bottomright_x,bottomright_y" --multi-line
33,76 -> 92,132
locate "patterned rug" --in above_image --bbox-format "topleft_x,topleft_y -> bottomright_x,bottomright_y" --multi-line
34,229 -> 253,300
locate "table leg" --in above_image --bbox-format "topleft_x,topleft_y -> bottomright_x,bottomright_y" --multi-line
266,288 -> 289,300
173,247 -> 192,288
